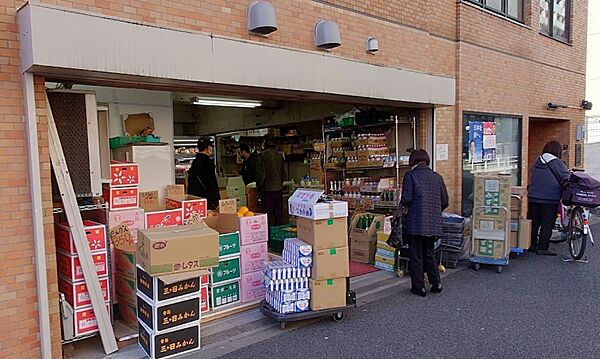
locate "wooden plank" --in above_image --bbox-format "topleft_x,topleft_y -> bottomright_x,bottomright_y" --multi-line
47,99 -> 118,354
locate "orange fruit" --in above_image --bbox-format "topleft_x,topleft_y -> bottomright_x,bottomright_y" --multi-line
244,211 -> 255,217
238,206 -> 249,215
237,212 -> 244,217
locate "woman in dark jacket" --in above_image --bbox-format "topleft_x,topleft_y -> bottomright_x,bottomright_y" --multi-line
527,140 -> 570,256
401,149 -> 449,297
187,137 -> 221,210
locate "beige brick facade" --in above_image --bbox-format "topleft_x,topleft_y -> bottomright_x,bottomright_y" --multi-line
0,1 -> 587,357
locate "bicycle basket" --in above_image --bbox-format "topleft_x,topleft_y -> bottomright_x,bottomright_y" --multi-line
562,172 -> 600,208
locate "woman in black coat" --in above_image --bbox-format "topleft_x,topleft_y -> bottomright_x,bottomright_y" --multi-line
401,149 -> 449,297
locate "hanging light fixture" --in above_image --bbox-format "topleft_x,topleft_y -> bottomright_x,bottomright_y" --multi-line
192,96 -> 262,108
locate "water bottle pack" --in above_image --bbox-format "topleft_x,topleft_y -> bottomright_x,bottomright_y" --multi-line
269,289 -> 311,304
266,291 -> 309,314
264,261 -> 311,280
264,277 -> 309,292
282,238 -> 313,268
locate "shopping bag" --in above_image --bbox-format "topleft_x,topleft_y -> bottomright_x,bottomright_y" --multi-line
386,206 -> 407,249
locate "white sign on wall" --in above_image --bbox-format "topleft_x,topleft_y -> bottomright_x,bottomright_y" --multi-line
436,144 -> 449,161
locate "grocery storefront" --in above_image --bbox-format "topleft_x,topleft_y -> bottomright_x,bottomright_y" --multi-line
16,3 -> 456,358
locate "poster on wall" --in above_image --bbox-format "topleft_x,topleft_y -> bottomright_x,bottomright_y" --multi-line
468,121 -> 483,163
482,122 -> 497,161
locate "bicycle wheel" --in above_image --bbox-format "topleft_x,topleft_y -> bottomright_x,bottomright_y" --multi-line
568,206 -> 587,260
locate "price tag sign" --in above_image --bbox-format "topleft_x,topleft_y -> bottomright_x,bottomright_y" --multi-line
219,199 -> 237,214
139,190 -> 159,211
110,224 -> 135,252
185,212 -> 203,226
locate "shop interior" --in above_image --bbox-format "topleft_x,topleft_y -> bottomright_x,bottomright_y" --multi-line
47,83 -> 424,358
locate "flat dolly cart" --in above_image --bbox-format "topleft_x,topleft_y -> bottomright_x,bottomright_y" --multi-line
469,205 -> 511,273
259,280 -> 357,330
510,194 -> 525,255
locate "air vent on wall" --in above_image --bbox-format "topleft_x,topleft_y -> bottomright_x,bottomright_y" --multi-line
315,20 -> 341,50
247,1 -> 278,36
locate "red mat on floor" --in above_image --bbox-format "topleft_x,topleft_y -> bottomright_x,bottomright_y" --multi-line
350,261 -> 379,277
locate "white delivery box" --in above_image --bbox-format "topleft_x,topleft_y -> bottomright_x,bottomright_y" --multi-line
288,189 -> 348,220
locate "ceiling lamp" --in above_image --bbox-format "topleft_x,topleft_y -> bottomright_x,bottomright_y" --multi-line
315,20 -> 341,50
192,96 -> 262,108
247,1 -> 278,36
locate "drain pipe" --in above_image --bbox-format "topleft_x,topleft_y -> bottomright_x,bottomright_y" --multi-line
22,72 -> 53,359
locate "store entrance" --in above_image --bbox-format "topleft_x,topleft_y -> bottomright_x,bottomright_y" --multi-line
528,118 -> 571,173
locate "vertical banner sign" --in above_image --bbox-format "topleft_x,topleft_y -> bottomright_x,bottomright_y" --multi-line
483,122 -> 497,161
468,121 -> 483,163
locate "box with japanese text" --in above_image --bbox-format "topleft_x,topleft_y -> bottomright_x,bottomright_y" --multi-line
210,280 -> 240,309
103,185 -> 139,210
210,256 -> 241,285
200,286 -> 209,313
59,276 -> 110,309
309,278 -> 346,311
144,208 -> 183,229
110,160 -> 140,187
137,294 -> 200,333
238,214 -> 268,246
73,303 -> 111,337
288,189 -> 348,220
166,195 -> 208,223
202,214 -> 241,258
136,224 -> 219,276
240,242 -> 268,275
136,265 -> 203,305
57,251 -> 108,282
473,173 -> 511,216
138,321 -> 200,359
108,208 -> 145,242
240,271 -> 266,303
55,220 -> 107,255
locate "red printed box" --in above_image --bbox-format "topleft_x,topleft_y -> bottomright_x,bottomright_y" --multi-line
103,185 -> 139,210
166,195 -> 208,222
200,286 -> 209,313
114,249 -> 136,277
144,208 -> 183,229
238,214 -> 268,246
240,271 -> 266,303
59,276 -> 110,309
55,221 -> 107,255
74,303 -> 111,337
115,272 -> 136,306
240,242 -> 268,275
57,251 -> 108,282
200,274 -> 209,287
110,160 -> 139,187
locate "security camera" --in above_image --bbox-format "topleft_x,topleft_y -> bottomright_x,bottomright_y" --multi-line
582,100 -> 593,110
547,102 -> 560,109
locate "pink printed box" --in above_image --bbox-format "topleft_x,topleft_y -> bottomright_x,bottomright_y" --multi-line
240,271 -> 266,303
238,214 -> 268,246
240,242 -> 268,275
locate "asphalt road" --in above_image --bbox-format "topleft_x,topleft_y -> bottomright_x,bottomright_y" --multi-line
217,221 -> 600,359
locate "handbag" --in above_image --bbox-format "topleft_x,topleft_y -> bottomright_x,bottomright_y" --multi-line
386,206 -> 408,249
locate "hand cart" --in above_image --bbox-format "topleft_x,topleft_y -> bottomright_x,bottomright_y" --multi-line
469,205 -> 511,273
259,279 -> 357,330
510,194 -> 525,255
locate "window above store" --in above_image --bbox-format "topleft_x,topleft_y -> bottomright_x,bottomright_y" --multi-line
539,0 -> 571,43
465,0 -> 524,23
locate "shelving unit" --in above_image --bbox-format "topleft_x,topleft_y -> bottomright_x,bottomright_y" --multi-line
174,137 -> 199,184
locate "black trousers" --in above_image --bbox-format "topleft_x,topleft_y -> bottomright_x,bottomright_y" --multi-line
528,201 -> 558,251
261,191 -> 284,226
407,235 -> 440,290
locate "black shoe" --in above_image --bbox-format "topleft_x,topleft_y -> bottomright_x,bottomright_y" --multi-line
430,283 -> 443,294
528,246 -> 538,253
411,288 -> 427,297
536,249 -> 557,256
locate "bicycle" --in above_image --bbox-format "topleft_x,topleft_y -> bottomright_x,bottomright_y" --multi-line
552,200 -> 595,260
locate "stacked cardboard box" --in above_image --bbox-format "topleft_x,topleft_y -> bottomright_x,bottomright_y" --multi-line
510,186 -> 531,250
56,220 -> 111,337
103,161 -> 140,211
374,232 -> 398,272
264,238 -> 312,314
135,224 -> 219,359
239,213 -> 268,304
349,213 -> 385,264
290,189 -> 349,311
219,176 -> 247,209
166,194 -> 208,225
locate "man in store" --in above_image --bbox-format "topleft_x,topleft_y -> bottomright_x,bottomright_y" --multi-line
256,135 -> 285,226
187,137 -> 220,210
239,143 -> 260,185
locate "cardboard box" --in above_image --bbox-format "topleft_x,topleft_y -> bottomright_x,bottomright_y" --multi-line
210,279 -> 240,309
238,214 -> 269,246
55,221 -> 107,255
240,242 -> 268,275
137,294 -> 200,333
73,303 -> 111,337
473,173 -> 511,216
296,217 -> 348,250
108,208 -> 145,242
166,195 -> 208,223
349,239 -> 376,264
115,272 -> 137,306
136,265 -> 203,305
232,195 -> 247,209
240,271 -> 266,303
202,214 -> 241,258
510,186 -> 527,220
309,278 -> 346,311
103,185 -> 139,210
114,249 -> 136,277
350,213 -> 385,243
138,321 -> 200,359
510,219 -> 532,249
312,246 -> 349,280
137,224 -> 219,276
57,251 -> 108,282
200,286 -> 209,313
288,189 -> 348,220
59,276 -> 110,309
109,160 -> 140,187
374,254 -> 396,268
144,208 -> 183,229
475,239 -> 506,259
118,301 -> 138,329
210,256 -> 241,285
